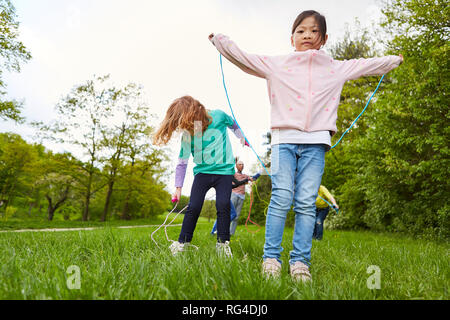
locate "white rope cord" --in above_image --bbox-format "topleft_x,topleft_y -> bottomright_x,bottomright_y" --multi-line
151,194 -> 217,249
151,203 -> 187,248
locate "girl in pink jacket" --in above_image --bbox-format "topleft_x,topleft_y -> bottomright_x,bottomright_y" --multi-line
209,10 -> 403,282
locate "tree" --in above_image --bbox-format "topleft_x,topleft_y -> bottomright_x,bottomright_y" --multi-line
358,0 -> 449,238
0,0 -> 31,122
112,156 -> 170,220
32,75 -> 115,221
119,148 -> 167,220
33,75 -> 171,221
37,152 -> 77,221
99,83 -> 155,221
325,0 -> 449,239
0,133 -> 38,212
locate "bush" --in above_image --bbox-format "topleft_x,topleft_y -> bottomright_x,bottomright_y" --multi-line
2,206 -> 17,221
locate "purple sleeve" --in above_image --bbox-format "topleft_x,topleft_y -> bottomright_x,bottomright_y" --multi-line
229,121 -> 245,140
175,158 -> 188,188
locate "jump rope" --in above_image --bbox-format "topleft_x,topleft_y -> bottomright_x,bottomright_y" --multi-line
151,54 -> 386,246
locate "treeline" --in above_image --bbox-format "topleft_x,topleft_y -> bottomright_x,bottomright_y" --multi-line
0,75 -> 171,222
240,0 -> 449,240
0,130 -> 170,222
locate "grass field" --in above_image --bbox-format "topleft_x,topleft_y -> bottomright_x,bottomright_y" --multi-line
0,215 -> 448,300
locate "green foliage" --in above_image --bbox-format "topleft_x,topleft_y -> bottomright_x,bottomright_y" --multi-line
0,130 -> 170,222
0,133 -> 39,211
31,75 -> 170,221
359,0 -> 450,239
1,205 -> 16,221
323,0 -> 449,239
0,0 -> 31,122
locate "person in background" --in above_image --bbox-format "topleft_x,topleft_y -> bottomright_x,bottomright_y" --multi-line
230,159 -> 262,236
313,185 -> 339,240
211,175 -> 249,235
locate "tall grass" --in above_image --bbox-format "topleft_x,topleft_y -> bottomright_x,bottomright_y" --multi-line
0,218 -> 448,300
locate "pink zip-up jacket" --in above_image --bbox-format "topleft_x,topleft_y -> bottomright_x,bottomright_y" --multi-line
210,34 -> 402,135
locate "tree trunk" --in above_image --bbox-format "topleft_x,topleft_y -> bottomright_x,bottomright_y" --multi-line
47,205 -> 55,221
82,170 -> 94,221
46,195 -> 54,221
100,180 -> 114,222
121,157 -> 135,221
121,192 -> 131,220
46,187 -> 69,221
28,203 -> 34,217
82,189 -> 90,221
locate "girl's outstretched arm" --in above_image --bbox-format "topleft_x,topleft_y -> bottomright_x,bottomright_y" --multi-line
321,186 -> 339,209
337,54 -> 403,81
232,176 -> 249,189
209,33 -> 274,79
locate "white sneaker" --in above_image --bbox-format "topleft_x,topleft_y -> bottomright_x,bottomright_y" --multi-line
169,241 -> 185,256
216,241 -> 233,257
262,258 -> 282,279
290,261 -> 312,283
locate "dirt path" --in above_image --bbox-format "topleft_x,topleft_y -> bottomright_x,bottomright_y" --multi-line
0,224 -> 183,233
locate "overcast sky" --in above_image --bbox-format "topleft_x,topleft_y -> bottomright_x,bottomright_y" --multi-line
2,0 -> 383,197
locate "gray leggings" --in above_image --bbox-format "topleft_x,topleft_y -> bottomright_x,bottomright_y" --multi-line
229,192 -> 245,235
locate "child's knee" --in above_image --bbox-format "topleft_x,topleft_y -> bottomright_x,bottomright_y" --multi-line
270,189 -> 294,211
216,201 -> 230,214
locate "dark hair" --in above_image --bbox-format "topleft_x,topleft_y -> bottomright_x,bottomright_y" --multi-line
291,10 -> 327,44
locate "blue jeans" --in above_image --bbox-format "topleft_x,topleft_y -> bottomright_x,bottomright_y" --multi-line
211,200 -> 237,234
229,192 -> 245,235
313,207 -> 330,240
263,144 -> 325,267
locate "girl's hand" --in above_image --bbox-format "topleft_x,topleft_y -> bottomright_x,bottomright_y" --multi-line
208,33 -> 215,41
399,54 -> 404,64
172,188 -> 182,203
240,137 -> 249,147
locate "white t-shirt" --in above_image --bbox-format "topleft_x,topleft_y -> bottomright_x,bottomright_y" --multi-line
271,129 -> 331,151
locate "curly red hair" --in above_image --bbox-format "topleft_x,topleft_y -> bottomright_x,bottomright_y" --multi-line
153,96 -> 212,146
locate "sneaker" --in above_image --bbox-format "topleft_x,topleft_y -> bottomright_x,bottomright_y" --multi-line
216,241 -> 233,257
169,241 -> 185,256
289,261 -> 312,283
262,258 -> 282,279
